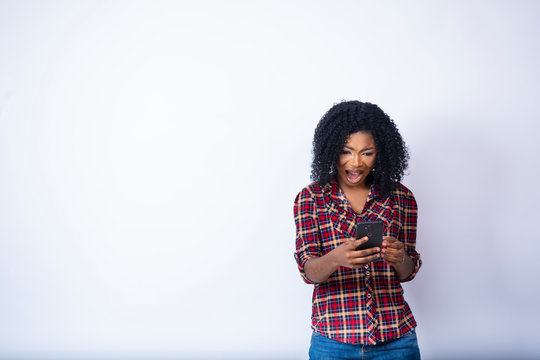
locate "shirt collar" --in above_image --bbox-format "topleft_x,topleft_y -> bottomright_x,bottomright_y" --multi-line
323,179 -> 380,209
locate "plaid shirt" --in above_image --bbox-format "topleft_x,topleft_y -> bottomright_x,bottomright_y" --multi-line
294,180 -> 421,345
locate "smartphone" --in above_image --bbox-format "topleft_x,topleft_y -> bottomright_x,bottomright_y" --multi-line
355,221 -> 384,251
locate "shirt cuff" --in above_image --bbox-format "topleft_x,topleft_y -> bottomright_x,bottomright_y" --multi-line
401,252 -> 422,282
294,252 -> 317,284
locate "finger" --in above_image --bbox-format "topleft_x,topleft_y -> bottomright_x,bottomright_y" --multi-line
354,236 -> 368,244
349,236 -> 369,248
382,252 -> 400,262
383,239 -> 403,249
382,236 -> 398,247
351,246 -> 380,258
382,250 -> 404,264
385,242 -> 403,250
382,247 -> 403,257
351,252 -> 381,266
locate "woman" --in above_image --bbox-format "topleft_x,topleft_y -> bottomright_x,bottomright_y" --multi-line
294,101 -> 422,359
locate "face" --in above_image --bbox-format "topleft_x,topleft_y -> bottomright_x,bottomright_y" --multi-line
336,131 -> 377,190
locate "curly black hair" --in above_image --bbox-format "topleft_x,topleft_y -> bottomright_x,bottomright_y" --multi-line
311,101 -> 409,198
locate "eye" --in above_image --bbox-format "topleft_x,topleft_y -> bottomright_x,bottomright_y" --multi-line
362,152 -> 375,156
340,150 -> 350,155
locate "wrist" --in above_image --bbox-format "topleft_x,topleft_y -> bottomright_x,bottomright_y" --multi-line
326,249 -> 341,269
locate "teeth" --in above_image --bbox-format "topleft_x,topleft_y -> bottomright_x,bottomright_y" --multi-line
346,170 -> 363,183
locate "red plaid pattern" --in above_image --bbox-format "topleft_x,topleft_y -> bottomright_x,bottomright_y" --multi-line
294,180 -> 421,345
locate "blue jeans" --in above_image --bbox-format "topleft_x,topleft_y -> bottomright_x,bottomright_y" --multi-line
309,330 -> 420,360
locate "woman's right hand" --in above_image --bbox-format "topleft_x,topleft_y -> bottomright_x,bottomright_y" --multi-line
329,236 -> 381,269
304,236 -> 381,283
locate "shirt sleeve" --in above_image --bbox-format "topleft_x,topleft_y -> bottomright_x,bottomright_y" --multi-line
399,188 -> 422,282
293,187 -> 321,284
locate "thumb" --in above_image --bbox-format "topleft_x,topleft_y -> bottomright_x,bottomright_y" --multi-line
352,236 -> 368,247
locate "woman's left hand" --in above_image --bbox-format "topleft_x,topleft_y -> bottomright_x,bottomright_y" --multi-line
381,236 -> 406,266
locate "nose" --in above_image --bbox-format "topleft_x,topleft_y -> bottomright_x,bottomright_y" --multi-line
351,153 -> 362,167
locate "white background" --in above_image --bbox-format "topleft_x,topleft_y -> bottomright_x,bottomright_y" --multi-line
1,1 -> 539,359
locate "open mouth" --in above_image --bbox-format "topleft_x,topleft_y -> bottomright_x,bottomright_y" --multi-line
345,170 -> 363,183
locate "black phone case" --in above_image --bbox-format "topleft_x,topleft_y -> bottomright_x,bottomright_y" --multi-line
355,221 -> 384,250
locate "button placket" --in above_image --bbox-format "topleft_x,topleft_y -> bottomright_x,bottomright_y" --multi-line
364,262 -> 377,342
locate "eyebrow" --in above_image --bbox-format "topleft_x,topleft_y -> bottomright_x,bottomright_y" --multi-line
343,145 -> 376,152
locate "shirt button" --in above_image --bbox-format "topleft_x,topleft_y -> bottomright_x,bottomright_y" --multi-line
367,293 -> 372,299
366,271 -> 370,276
365,265 -> 369,269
